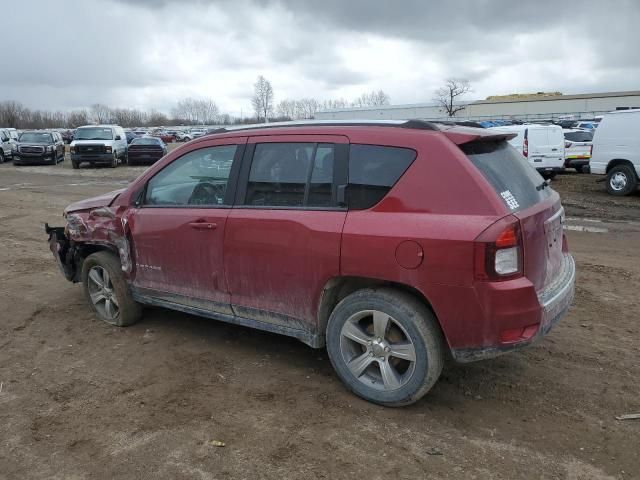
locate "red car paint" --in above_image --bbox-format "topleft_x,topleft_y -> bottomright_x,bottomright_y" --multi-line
52,122 -> 575,361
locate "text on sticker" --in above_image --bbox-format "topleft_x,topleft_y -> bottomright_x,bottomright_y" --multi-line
500,190 -> 520,210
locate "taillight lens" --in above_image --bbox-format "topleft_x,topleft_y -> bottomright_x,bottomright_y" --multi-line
474,216 -> 523,281
523,138 -> 528,157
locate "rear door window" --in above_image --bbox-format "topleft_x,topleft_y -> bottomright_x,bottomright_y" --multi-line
348,144 -> 416,210
245,142 -> 336,208
462,141 -> 552,212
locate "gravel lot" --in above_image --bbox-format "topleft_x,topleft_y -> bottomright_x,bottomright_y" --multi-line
0,153 -> 639,479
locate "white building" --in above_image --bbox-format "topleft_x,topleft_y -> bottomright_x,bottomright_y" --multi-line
315,90 -> 640,122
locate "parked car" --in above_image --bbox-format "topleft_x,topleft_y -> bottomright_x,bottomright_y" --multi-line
70,125 -> 128,169
12,131 -> 65,165
563,129 -> 593,173
61,130 -> 75,144
175,131 -> 191,142
151,131 -> 175,143
590,109 -> 640,195
0,128 -> 15,162
127,136 -> 167,165
180,128 -> 207,142
489,124 -> 565,178
125,131 -> 137,144
574,121 -> 598,130
45,120 -> 575,406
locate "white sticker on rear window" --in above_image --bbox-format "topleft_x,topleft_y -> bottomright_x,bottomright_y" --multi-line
500,190 -> 520,210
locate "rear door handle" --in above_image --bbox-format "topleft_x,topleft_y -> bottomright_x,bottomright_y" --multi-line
188,221 -> 217,230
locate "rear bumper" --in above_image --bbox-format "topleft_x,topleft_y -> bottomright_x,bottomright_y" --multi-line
565,158 -> 590,168
451,253 -> 575,363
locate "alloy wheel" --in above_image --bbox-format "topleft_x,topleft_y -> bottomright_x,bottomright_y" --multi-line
87,266 -> 119,320
339,310 -> 417,391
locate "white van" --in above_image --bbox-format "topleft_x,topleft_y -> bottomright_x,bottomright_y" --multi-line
489,124 -> 565,178
590,109 -> 640,196
70,125 -> 128,169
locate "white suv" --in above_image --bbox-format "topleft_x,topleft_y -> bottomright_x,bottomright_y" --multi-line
590,109 -> 640,195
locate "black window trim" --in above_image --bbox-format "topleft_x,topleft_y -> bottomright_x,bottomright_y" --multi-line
139,142 -> 245,209
234,140 -> 348,211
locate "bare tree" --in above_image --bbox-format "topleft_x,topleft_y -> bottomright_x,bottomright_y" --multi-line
90,103 -> 112,124
252,75 -> 274,122
276,99 -> 297,120
0,101 -> 26,127
352,90 -> 391,108
434,79 -> 472,117
67,109 -> 89,128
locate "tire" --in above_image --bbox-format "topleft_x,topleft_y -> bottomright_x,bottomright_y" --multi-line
81,251 -> 142,327
49,153 -> 58,165
72,160 -> 79,169
326,288 -> 444,407
110,153 -> 118,168
0,151 -> 4,164
606,164 -> 637,196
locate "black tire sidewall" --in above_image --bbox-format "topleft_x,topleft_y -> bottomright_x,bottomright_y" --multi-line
326,291 -> 439,406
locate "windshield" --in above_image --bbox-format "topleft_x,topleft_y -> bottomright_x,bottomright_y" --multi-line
19,132 -> 53,143
564,131 -> 593,142
74,127 -> 113,140
462,140 -> 552,212
131,138 -> 162,145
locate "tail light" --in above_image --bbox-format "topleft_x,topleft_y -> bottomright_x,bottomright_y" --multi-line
474,216 -> 523,281
523,138 -> 528,157
589,145 -> 593,156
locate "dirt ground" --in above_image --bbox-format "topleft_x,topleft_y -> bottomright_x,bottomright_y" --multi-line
0,154 -> 638,480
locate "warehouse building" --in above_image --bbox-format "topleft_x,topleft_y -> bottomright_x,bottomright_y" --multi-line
314,90 -> 640,122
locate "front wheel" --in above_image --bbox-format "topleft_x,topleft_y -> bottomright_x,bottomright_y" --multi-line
110,153 -> 118,168
326,288 -> 444,407
82,251 -> 142,327
607,164 -> 637,196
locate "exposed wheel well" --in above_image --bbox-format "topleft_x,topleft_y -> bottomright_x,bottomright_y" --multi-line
70,243 -> 118,282
606,159 -> 637,177
317,276 -> 443,341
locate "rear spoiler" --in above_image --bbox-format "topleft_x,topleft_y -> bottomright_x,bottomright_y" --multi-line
434,124 -> 517,145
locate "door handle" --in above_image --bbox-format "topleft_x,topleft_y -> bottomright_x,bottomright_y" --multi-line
188,221 -> 217,230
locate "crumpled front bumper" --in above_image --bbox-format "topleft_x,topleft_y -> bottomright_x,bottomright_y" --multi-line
45,223 -> 80,282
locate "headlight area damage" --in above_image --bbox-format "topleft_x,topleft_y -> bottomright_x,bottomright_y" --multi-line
45,206 -> 132,283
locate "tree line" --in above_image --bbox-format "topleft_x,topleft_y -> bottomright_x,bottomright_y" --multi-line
2,73 -> 445,129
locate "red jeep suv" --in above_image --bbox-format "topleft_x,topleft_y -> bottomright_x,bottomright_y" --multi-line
46,120 -> 575,406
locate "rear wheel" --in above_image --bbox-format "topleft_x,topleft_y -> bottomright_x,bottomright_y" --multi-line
607,164 -> 637,196
72,160 -> 79,169
326,288 -> 444,407
82,251 -> 142,327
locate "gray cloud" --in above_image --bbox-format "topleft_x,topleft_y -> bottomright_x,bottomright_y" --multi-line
1,0 -> 639,115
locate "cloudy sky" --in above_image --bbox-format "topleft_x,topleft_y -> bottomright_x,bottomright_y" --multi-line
4,0 -> 640,116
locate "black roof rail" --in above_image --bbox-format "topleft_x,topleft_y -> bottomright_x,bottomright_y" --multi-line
205,119 -> 439,135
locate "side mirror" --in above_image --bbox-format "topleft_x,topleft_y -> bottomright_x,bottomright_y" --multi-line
115,135 -> 122,140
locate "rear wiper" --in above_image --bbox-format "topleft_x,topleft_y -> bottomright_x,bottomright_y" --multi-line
536,180 -> 550,191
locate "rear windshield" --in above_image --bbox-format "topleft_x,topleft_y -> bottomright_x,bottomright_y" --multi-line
564,131 -> 593,142
132,137 -> 161,145
462,141 -> 552,212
